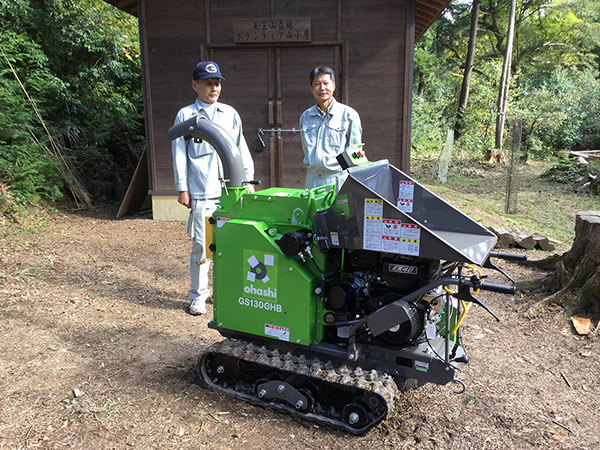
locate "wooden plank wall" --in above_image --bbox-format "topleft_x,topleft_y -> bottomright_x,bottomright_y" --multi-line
141,0 -> 413,192
141,0 -> 208,192
344,0 -> 413,172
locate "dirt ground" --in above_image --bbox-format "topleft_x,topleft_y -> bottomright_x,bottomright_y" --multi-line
1,205 -> 599,450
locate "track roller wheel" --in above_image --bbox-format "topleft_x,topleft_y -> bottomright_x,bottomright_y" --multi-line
363,391 -> 385,414
296,388 -> 315,414
205,353 -> 241,386
196,353 -> 211,388
342,402 -> 369,429
300,380 -> 321,402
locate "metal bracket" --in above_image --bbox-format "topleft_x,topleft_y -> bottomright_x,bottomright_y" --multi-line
255,380 -> 310,412
258,127 -> 300,147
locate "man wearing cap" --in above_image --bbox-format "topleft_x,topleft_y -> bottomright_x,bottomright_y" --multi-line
300,65 -> 362,192
172,61 -> 255,315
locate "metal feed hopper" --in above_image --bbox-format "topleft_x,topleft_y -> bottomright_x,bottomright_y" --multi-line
316,160 -> 497,266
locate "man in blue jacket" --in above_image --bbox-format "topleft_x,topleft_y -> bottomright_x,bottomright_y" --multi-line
299,66 -> 362,192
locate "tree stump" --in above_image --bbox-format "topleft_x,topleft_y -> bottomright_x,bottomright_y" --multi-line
523,211 -> 600,316
483,149 -> 506,164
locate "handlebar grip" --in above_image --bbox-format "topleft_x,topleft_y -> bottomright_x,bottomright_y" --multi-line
479,282 -> 516,294
489,251 -> 528,261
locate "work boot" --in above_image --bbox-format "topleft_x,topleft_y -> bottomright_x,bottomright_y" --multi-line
189,297 -> 207,315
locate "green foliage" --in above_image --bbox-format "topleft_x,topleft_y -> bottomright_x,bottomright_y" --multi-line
0,30 -> 63,204
0,0 -> 144,207
411,95 -> 450,156
543,158 -> 600,185
517,68 -> 583,159
413,0 -> 600,164
516,68 -> 600,160
455,60 -> 504,155
412,22 -> 464,156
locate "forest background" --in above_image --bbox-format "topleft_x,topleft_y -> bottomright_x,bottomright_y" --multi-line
0,0 -> 599,217
0,0 -> 143,210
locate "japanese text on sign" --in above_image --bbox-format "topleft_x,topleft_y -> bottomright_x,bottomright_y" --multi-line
233,18 -> 311,43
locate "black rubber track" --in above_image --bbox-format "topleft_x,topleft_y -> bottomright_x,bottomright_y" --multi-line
197,338 -> 399,435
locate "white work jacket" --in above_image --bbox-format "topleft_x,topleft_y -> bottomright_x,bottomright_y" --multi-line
172,99 -> 254,199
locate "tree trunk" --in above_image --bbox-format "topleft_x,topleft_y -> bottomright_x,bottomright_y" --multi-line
418,72 -> 425,98
454,0 -> 481,140
494,0 -> 516,151
523,211 -> 600,316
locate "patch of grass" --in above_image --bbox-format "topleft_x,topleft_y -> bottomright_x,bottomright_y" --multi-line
25,219 -> 48,234
465,391 -> 481,405
412,158 -> 599,247
1,204 -> 55,238
19,265 -> 41,280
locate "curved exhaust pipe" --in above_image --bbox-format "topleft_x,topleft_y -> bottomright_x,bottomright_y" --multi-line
168,113 -> 246,187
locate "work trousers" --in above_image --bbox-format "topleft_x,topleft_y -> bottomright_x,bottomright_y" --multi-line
187,198 -> 218,301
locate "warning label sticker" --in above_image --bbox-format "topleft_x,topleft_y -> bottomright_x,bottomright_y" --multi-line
382,219 -> 402,253
264,323 -> 290,341
364,198 -> 383,216
330,232 -> 339,246
400,223 -> 421,256
363,199 -> 383,251
362,198 -> 421,256
397,180 -> 415,213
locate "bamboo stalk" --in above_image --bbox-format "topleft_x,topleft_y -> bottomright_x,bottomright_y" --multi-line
0,46 -> 93,208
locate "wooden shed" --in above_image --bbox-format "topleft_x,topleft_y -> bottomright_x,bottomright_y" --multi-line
105,0 -> 450,220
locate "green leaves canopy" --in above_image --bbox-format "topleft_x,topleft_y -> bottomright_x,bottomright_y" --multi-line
412,0 -> 600,160
0,0 -> 144,206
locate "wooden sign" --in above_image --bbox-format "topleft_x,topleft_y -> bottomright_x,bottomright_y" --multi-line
233,18 -> 311,43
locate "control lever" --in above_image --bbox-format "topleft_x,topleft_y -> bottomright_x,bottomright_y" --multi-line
453,275 -> 501,322
483,251 -> 528,284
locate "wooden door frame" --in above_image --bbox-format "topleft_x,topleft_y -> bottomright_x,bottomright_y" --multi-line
205,42 -> 347,187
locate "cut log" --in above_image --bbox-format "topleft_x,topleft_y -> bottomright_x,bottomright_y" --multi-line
514,230 -> 536,250
569,150 -> 600,161
488,227 -> 555,251
488,226 -> 516,248
572,317 -> 593,335
533,234 -> 555,252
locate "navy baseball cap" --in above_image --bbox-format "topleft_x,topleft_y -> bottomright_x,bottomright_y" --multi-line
193,61 -> 225,81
